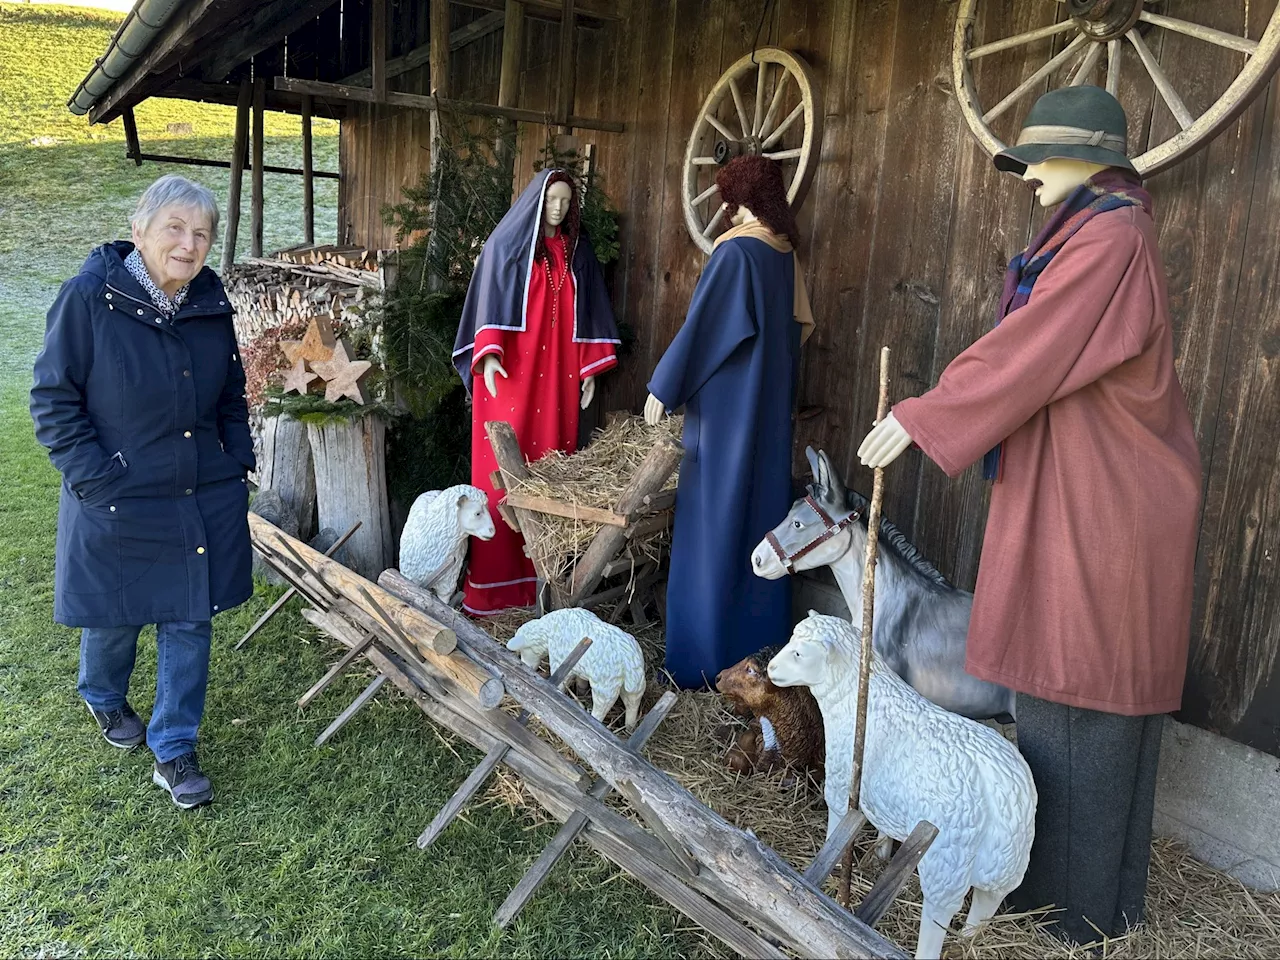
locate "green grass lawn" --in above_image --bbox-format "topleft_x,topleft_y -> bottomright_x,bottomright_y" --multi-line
0,5 -> 710,957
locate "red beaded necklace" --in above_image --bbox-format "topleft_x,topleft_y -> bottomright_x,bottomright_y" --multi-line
543,234 -> 569,326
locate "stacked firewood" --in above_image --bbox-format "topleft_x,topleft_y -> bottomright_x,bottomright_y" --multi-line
224,244 -> 390,345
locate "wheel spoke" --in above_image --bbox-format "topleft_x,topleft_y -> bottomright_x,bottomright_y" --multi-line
1127,29 -> 1195,130
1106,38 -> 1121,96
728,76 -> 751,139
763,147 -> 803,160
693,182 -> 720,206
691,156 -> 718,165
967,20 -> 1078,61
762,101 -> 804,149
983,33 -> 1088,123
1139,10 -> 1259,57
758,71 -> 793,141
753,61 -> 767,136
703,202 -> 728,238
706,112 -> 737,142
1068,42 -> 1104,86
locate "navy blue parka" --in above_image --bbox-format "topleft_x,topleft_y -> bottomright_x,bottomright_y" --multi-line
30,241 -> 255,627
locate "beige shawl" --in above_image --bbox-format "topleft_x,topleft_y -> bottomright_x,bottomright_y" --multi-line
713,220 -> 815,344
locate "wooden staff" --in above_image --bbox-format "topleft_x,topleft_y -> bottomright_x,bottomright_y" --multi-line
839,346 -> 891,908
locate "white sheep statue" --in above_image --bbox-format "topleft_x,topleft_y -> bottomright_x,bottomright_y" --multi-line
506,608 -> 646,729
767,613 -> 1037,960
398,484 -> 495,604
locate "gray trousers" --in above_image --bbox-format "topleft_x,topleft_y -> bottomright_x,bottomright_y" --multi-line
1006,694 -> 1164,944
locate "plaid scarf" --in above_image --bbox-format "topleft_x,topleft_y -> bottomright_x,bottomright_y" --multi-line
124,248 -> 189,320
982,170 -> 1152,482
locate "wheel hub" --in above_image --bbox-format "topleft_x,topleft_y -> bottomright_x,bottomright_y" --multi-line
714,135 -> 762,165
1069,0 -> 1144,42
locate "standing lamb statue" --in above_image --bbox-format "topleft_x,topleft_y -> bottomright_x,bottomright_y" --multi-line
768,613 -> 1037,960
506,608 -> 646,729
399,485 -> 495,604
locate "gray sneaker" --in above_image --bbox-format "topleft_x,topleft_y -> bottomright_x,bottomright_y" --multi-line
85,701 -> 146,749
152,752 -> 213,810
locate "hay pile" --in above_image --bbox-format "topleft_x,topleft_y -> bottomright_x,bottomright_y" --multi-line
470,608 -> 1280,960
505,415 -> 683,581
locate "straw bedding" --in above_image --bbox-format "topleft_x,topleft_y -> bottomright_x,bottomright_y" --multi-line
504,415 -> 683,582
468,607 -> 1280,960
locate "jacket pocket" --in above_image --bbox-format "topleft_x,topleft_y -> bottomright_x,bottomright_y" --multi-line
74,453 -> 127,505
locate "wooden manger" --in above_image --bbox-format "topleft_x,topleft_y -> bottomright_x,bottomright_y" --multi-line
486,417 -> 683,624
245,512 -> 941,959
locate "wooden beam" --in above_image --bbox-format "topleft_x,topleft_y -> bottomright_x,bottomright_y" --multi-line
501,492 -> 627,528
431,0 -> 451,98
301,94 -> 315,245
250,77 -> 266,258
128,151 -> 339,180
202,0 -> 343,83
371,0 -> 387,102
274,76 -> 625,133
221,78 -> 252,275
497,0 -> 524,172
157,77 -> 343,116
314,673 -> 387,746
338,12 -> 505,87
121,107 -> 142,166
556,0 -> 575,127
379,571 -> 908,960
854,821 -> 940,927
452,0 -> 619,24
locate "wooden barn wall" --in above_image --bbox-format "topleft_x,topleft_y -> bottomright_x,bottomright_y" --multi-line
337,0 -> 1280,756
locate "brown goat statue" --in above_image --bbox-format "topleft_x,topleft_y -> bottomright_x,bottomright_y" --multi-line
714,646 -> 824,778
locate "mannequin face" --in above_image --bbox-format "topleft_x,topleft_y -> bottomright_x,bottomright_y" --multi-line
543,181 -> 573,234
1022,158 -> 1111,206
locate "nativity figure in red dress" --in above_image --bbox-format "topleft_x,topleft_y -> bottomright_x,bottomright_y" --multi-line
452,169 -> 620,615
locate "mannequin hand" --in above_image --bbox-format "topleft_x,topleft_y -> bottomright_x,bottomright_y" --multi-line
857,413 -> 913,469
580,376 -> 596,410
481,355 -> 508,399
644,393 -> 667,427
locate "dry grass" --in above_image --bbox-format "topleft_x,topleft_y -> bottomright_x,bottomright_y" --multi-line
505,415 -> 683,581
468,606 -> 1280,960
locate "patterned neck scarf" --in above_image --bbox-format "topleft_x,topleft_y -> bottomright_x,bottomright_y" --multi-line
124,248 -> 190,319
982,169 -> 1153,482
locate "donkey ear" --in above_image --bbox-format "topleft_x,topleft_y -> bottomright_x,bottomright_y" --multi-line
818,450 -> 847,504
805,446 -> 821,483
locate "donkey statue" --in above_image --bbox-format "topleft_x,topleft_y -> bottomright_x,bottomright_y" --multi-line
751,447 -> 1015,723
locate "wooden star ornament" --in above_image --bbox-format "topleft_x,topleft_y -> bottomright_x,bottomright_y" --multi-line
311,338 -> 373,404
279,314 -> 337,366
282,358 -> 320,395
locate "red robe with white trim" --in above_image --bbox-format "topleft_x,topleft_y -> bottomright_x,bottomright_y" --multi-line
464,231 -> 617,615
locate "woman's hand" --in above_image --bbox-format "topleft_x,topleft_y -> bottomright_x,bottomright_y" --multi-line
580,376 -> 596,410
857,413 -> 913,468
644,393 -> 666,426
481,355 -> 508,399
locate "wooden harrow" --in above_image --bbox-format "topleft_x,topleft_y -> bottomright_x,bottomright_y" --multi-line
245,514 -> 938,959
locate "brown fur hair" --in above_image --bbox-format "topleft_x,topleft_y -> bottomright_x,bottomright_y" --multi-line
534,170 -> 581,265
715,156 -> 800,248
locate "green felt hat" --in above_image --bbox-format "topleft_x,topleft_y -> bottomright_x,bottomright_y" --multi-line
994,85 -> 1136,174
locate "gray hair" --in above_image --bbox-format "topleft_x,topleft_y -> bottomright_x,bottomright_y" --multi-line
130,174 -> 220,240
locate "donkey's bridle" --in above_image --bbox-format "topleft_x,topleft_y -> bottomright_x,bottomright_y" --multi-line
765,494 -> 862,574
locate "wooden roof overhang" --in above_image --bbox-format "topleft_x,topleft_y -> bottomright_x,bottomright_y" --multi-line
72,0 -> 626,134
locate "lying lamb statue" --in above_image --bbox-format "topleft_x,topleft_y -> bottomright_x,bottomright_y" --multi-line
768,613 -> 1037,960
506,608 -> 646,729
714,648 -> 824,780
399,484 -> 495,604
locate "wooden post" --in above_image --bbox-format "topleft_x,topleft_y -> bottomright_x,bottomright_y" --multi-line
371,0 -> 387,102
257,414 -> 317,540
301,94 -> 314,244
555,0 -> 575,130
221,78 -> 252,274
250,76 -> 266,258
496,0 -> 525,183
122,107 -> 142,165
306,415 -> 394,580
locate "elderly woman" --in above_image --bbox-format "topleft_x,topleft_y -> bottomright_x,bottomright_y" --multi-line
30,174 -> 254,810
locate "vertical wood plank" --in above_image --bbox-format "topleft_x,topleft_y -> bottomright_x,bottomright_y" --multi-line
372,0 -> 387,101
222,78 -> 252,274
250,76 -> 266,258
498,0 -> 526,178
302,94 -> 315,245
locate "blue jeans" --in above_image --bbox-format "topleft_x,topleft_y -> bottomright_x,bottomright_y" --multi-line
78,620 -> 212,763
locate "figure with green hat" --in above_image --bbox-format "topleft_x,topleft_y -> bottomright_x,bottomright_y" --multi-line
858,86 -> 1202,946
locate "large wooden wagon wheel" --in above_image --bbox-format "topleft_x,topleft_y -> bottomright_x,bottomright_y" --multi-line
682,47 -> 823,255
954,0 -> 1280,176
